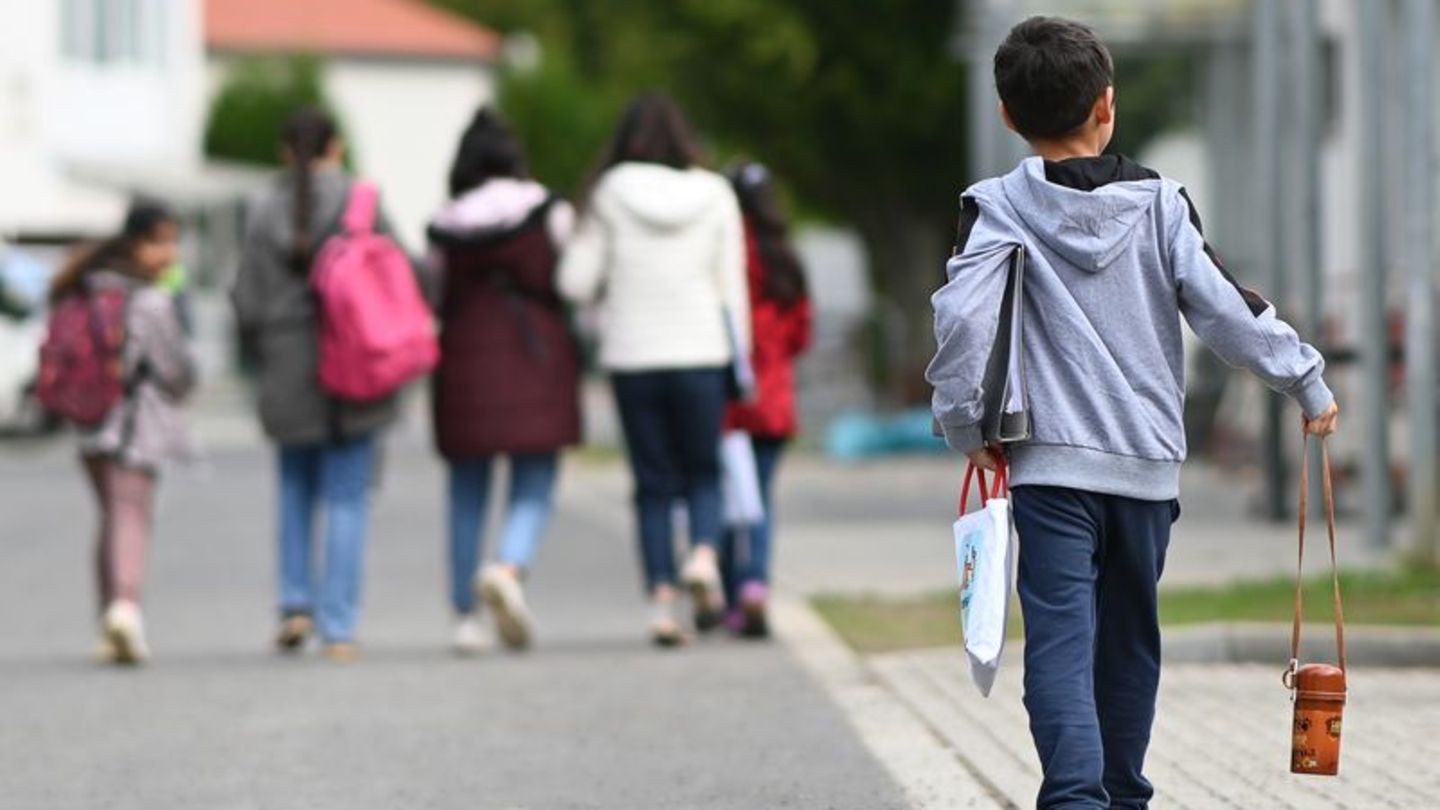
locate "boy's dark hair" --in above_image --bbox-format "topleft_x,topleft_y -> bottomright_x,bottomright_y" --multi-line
994,16 -> 1114,141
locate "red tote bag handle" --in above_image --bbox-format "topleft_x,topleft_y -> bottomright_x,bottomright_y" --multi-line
958,457 -> 1009,516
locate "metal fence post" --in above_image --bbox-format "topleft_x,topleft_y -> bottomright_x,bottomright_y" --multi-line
1404,0 -> 1437,565
1358,0 -> 1393,549
1254,0 -> 1288,520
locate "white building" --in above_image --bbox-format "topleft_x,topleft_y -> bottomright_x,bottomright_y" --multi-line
1,0 -> 499,253
0,0 -> 205,240
204,0 -> 502,251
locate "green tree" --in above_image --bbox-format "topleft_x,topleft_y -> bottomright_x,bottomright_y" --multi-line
204,55 -> 342,167
434,1 -> 1197,398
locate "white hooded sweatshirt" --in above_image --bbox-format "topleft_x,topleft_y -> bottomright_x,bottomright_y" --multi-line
558,162 -> 748,372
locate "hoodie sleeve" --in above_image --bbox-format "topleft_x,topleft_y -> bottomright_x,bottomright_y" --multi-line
715,188 -> 751,355
926,243 -> 1013,454
1168,187 -> 1334,417
132,288 -> 198,401
558,198 -> 609,306
230,200 -> 271,331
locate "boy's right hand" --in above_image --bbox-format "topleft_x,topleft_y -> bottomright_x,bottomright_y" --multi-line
1302,401 -> 1340,437
967,444 -> 1004,471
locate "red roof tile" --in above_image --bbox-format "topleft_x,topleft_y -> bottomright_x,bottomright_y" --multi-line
205,0 -> 501,61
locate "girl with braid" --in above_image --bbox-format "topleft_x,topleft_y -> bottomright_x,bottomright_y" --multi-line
231,106 -> 405,662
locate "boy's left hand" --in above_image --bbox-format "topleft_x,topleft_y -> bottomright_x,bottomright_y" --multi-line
966,444 -> 1004,471
1302,401 -> 1340,437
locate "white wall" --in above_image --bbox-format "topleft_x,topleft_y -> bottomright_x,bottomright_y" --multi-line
325,58 -> 495,252
0,0 -> 204,237
51,0 -> 206,175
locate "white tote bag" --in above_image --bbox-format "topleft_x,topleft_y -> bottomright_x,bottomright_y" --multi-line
953,461 -> 1016,697
721,430 -> 766,528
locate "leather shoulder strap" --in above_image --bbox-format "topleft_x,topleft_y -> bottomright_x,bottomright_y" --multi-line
1291,436 -> 1347,679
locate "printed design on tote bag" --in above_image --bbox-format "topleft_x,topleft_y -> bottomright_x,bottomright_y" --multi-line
958,528 -> 981,613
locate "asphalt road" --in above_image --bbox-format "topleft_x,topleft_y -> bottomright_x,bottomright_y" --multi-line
0,439 -> 907,809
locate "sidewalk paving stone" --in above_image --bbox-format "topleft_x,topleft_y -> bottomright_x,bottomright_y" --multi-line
869,648 -> 1440,809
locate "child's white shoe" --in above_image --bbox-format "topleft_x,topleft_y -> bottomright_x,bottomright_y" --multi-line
452,614 -> 491,656
478,565 -> 534,651
680,547 -> 727,631
102,601 -> 150,666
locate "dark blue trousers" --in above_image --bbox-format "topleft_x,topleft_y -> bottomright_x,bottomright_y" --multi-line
1011,486 -> 1177,810
612,368 -> 727,591
721,436 -> 786,603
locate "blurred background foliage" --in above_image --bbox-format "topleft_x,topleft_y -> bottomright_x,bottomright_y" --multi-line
425,0 -> 1197,390
204,55 -> 349,168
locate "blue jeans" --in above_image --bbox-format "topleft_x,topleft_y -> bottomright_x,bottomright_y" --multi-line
722,437 -> 786,602
277,436 -> 377,644
612,368 -> 727,591
1011,486 -> 1177,810
448,453 -> 559,615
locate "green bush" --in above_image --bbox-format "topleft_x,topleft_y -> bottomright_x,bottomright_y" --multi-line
203,55 -> 343,167
497,54 -> 625,198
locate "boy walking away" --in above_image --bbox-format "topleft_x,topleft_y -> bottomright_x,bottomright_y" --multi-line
928,17 -> 1339,809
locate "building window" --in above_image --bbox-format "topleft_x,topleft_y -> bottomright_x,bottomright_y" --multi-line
61,0 -> 167,66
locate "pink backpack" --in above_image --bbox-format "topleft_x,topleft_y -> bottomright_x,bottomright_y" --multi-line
37,287 -> 131,427
311,181 -> 438,401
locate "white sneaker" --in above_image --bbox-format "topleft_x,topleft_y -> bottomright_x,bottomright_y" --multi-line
452,614 -> 490,656
681,548 -> 727,631
648,596 -> 686,648
478,565 -> 534,651
102,601 -> 150,665
94,633 -> 118,665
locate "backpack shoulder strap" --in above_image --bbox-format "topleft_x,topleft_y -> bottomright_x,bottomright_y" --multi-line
342,180 -> 380,235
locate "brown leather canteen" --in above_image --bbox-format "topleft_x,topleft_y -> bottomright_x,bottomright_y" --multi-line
1285,437 -> 1348,777
1289,664 -> 1346,775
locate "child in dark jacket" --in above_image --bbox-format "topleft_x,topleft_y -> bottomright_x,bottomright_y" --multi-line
928,17 -> 1338,809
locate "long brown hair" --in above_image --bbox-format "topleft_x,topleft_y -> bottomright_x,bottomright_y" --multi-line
49,199 -> 177,304
727,163 -> 808,306
580,92 -> 705,209
280,105 -> 338,272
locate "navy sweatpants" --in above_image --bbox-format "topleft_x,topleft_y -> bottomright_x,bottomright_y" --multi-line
1011,486 -> 1178,810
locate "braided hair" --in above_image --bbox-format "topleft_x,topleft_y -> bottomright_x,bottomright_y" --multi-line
280,105 -> 338,272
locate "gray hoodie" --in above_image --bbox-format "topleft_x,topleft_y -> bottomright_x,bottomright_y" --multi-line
928,156 -> 1333,501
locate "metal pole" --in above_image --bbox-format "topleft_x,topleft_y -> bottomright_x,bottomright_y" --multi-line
1291,0 -> 1327,524
1254,0 -> 1288,521
1404,0 -> 1437,565
1358,0 -> 1393,549
968,0 -> 1000,181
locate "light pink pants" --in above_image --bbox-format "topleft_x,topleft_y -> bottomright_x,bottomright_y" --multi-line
83,456 -> 157,609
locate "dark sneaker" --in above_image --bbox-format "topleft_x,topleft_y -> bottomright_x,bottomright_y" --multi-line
275,612 -> 314,653
738,581 -> 770,639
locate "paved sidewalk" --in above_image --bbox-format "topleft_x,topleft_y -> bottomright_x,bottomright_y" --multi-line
870,648 -> 1438,809
0,442 -> 909,809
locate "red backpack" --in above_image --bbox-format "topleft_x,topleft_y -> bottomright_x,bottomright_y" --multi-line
311,181 -> 438,401
37,287 -> 130,427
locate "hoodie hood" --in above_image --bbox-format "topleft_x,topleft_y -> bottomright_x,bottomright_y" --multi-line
599,163 -> 730,231
997,156 -> 1159,274
429,178 -> 552,244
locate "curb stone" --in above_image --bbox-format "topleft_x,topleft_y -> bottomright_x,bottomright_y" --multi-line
770,592 -> 1010,810
1164,622 -> 1440,667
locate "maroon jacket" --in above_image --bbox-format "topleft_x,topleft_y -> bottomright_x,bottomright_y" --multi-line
429,196 -> 581,459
